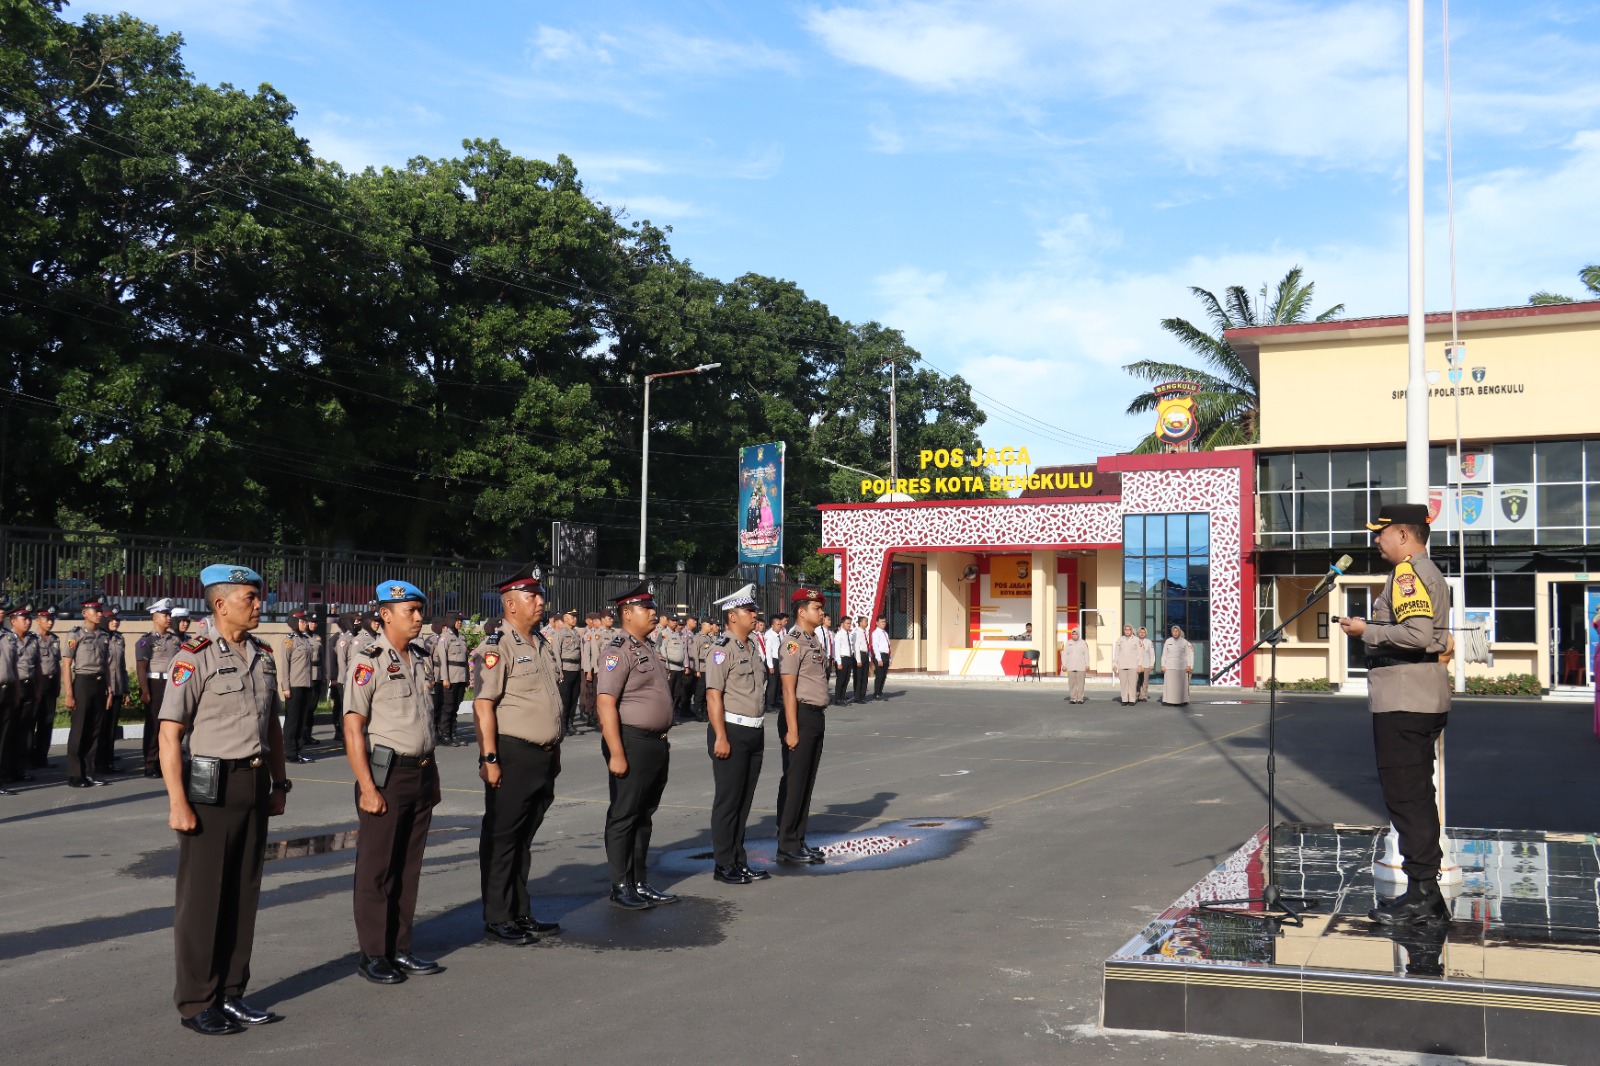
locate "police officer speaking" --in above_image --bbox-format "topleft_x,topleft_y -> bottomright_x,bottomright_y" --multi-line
157,564 -> 288,1036
1339,503 -> 1453,926
703,583 -> 772,886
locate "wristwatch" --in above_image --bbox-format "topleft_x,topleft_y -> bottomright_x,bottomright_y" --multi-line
478,752 -> 499,765
271,779 -> 293,793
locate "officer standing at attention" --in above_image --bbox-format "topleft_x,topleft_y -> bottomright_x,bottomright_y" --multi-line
432,612 -> 470,746
1339,503 -> 1453,926
1,606 -> 39,789
551,609 -> 583,735
279,612 -> 315,764
99,609 -> 129,774
595,581 -> 678,910
304,614 -> 325,748
63,599 -> 113,788
344,581 -> 445,984
1136,626 -> 1155,703
659,615 -> 688,722
137,600 -> 185,778
1113,624 -> 1141,706
29,607 -> 60,770
774,587 -> 832,865
1061,626 -> 1090,704
578,611 -> 601,728
330,613 -> 355,722
690,617 -> 715,723
703,584 -> 772,886
832,617 -> 853,705
870,616 -> 892,700
475,565 -> 565,945
763,613 -> 788,712
157,564 -> 288,1036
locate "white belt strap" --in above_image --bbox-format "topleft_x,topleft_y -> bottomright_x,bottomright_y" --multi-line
148,671 -> 169,679
723,711 -> 764,729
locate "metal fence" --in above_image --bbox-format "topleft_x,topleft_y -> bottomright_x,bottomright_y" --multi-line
0,525 -> 834,623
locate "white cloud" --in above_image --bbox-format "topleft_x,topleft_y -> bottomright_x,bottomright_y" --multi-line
612,195 -> 704,221
802,1 -> 1025,90
731,143 -> 785,180
528,23 -> 796,80
89,0 -> 301,43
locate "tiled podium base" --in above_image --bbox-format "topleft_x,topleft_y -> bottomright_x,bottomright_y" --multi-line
1102,824 -> 1600,1063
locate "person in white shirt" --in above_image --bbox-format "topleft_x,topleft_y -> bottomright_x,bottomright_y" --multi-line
818,615 -> 835,693
762,613 -> 787,710
850,616 -> 870,704
832,618 -> 854,705
870,617 -> 892,700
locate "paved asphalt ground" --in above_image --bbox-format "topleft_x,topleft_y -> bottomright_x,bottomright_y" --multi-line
2,682 -> 1595,1066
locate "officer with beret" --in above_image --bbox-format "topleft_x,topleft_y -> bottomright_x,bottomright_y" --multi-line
475,564 -> 565,945
432,612 -> 470,746
0,605 -> 39,790
136,600 -> 185,778
28,607 -> 60,770
158,564 -> 288,1035
774,587 -> 832,865
62,599 -> 114,788
703,583 -> 772,886
343,581 -> 445,984
596,580 -> 678,909
1340,503 -> 1453,926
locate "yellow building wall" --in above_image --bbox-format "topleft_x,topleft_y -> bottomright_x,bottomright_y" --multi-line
1091,548 -> 1122,674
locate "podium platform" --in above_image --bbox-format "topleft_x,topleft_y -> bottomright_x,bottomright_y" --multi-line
1102,824 -> 1600,1064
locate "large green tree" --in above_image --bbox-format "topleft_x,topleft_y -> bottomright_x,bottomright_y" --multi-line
1122,266 -> 1344,452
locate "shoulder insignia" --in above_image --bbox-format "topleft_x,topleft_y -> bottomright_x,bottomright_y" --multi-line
1391,560 -> 1435,622
362,644 -> 384,658
608,634 -> 627,648
713,634 -> 730,646
251,635 -> 273,652
181,636 -> 212,653
785,639 -> 800,656
485,631 -> 502,646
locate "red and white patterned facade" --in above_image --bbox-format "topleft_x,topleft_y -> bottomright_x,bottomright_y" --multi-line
818,451 -> 1256,687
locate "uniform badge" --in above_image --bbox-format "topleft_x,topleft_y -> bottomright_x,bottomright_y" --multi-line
712,650 -> 727,665
1391,560 -> 1434,623
170,662 -> 194,687
785,639 -> 800,656
482,652 -> 500,670
605,653 -> 619,672
353,663 -> 374,687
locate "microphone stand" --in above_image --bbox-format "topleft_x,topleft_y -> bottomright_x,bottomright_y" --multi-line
1197,573 -> 1340,929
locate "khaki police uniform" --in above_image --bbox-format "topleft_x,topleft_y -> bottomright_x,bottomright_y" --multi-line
63,622 -> 112,782
30,622 -> 60,768
596,631 -> 674,890
660,626 -> 690,721
280,629 -> 316,759
1,623 -> 39,780
431,625 -> 469,743
476,623 -> 565,926
704,633 -> 767,871
94,625 -> 129,772
1137,635 -> 1155,701
1062,636 -> 1090,703
137,626 -> 184,773
345,633 -> 439,960
691,628 -> 714,721
304,627 -> 325,745
330,625 -> 352,719
159,632 -> 282,1020
775,626 -> 831,854
1364,550 -> 1452,881
1112,633 -> 1141,704
579,624 -> 601,720
552,624 -> 582,734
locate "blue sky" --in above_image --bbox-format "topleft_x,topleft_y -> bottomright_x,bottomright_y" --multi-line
78,0 -> 1600,463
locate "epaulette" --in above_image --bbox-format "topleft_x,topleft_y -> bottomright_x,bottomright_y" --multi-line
362,643 -> 383,658
182,636 -> 212,653
251,635 -> 273,652
485,631 -> 502,646
607,634 -> 627,647
713,634 -> 730,646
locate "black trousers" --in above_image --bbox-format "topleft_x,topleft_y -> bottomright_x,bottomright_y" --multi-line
668,670 -> 691,720
853,660 -> 869,702
299,685 -> 318,746
67,674 -> 107,780
766,667 -> 784,711
439,682 -> 466,740
558,669 -> 581,732
1373,711 -> 1449,881
707,722 -> 763,868
0,681 -> 20,779
775,704 -> 827,852
873,656 -> 889,698
833,662 -> 850,704
283,687 -> 313,757
173,762 -> 268,1019
602,729 -> 670,886
142,679 -> 167,770
31,674 -> 60,766
692,675 -> 708,720
97,691 -> 123,770
479,738 -> 561,924
354,761 -> 437,957
329,681 -> 344,720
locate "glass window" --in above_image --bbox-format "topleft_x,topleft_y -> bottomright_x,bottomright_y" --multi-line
1123,511 -> 1210,682
1166,600 -> 1187,629
1588,486 -> 1600,529
1188,558 -> 1210,595
1331,528 -> 1365,548
1146,559 -> 1167,596
1294,451 -> 1329,491
1430,446 -> 1448,485
1259,494 -> 1292,533
1186,603 -> 1210,640
1260,533 -> 1294,549
1495,574 -> 1535,608
1464,575 -> 1491,608
1539,484 -> 1584,527
1495,529 -> 1534,546
1297,492 -> 1329,532
1586,440 -> 1600,480
1258,454 -> 1294,492
1188,514 -> 1210,553
1167,559 -> 1189,596
1329,491 -> 1364,531
1497,610 -> 1536,644
1537,528 -> 1584,547
1296,532 -> 1332,549
1166,514 -> 1187,555
1537,441 -> 1583,483
1124,516 -> 1144,555
1496,442 -> 1533,483
1368,448 -> 1405,489
1145,515 -> 1165,555
1123,557 -> 1142,595
1331,450 -> 1367,489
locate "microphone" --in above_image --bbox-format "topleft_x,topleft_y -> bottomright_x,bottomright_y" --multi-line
1308,555 -> 1354,601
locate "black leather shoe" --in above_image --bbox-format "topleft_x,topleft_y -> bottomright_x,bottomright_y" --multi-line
142,767 -> 161,778
1369,879 -> 1451,926
635,881 -> 679,904
292,755 -> 313,764
802,845 -> 828,860
515,916 -> 561,935
391,949 -> 444,975
219,996 -> 282,1025
180,1006 -> 244,1035
484,921 -> 535,945
357,954 -> 407,984
713,864 -> 752,885
67,777 -> 94,788
737,863 -> 771,881
776,848 -> 823,865
609,883 -> 654,910
0,785 -> 15,795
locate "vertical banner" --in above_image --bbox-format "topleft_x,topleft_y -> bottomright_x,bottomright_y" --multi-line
738,442 -> 784,567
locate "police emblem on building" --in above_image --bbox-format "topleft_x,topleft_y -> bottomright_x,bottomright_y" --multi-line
1152,381 -> 1201,452
1472,366 -> 1486,383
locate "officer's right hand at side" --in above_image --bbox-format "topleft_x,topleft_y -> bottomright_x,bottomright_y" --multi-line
713,736 -> 731,759
480,762 -> 502,789
785,730 -> 799,751
169,802 -> 198,834
358,786 -> 386,816
608,751 -> 629,778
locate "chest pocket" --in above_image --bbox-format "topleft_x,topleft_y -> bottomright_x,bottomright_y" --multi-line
379,673 -> 418,717
207,669 -> 250,713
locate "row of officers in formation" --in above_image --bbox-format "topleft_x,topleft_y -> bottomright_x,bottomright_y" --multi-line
150,563 -> 858,1036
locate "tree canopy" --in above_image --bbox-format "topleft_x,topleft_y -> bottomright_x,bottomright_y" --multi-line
0,1 -> 987,582
1529,264 -> 1600,305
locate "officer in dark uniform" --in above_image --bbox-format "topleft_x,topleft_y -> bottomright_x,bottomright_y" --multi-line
475,564 -> 565,945
137,600 -> 185,778
774,587 -> 833,865
62,599 -> 113,788
1,605 -> 39,789
29,607 -> 60,769
595,580 -> 678,910
1339,503 -> 1453,926
703,583 -> 772,886
158,564 -> 288,1035
344,581 -> 444,984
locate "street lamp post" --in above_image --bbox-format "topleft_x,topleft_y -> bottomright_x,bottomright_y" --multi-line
639,362 -> 721,577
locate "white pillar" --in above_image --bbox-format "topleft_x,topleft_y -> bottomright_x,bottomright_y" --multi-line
1030,551 -> 1058,675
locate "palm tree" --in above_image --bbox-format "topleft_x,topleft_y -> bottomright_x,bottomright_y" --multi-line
1123,266 -> 1344,452
1529,263 -> 1600,304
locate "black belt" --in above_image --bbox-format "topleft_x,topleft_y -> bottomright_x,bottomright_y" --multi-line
394,753 -> 433,768
561,661 -> 581,668
449,660 -> 468,666
504,734 -> 561,752
622,724 -> 670,740
223,756 -> 265,770
1366,651 -> 1441,669
799,702 -> 827,713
